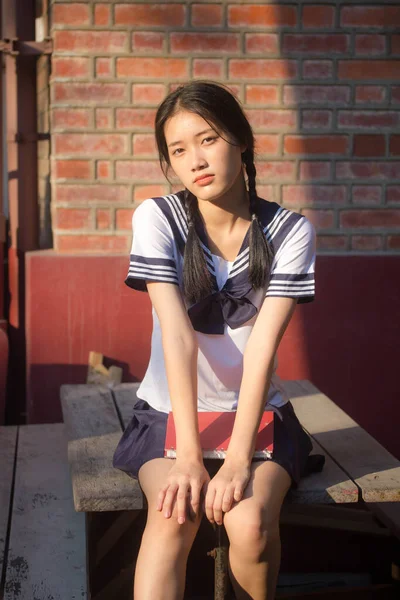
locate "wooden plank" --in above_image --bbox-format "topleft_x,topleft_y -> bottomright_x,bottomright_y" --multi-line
61,384 -> 144,512
3,424 -> 87,600
0,427 -> 17,581
284,380 -> 400,502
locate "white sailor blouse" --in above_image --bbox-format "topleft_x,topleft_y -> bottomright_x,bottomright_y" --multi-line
125,191 -> 316,413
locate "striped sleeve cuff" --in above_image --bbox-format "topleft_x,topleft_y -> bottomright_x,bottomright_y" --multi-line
125,254 -> 179,292
266,273 -> 315,304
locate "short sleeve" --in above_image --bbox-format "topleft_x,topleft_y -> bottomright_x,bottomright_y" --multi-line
266,216 -> 316,304
125,199 -> 179,292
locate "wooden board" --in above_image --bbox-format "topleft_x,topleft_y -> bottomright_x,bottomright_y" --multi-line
61,384 -> 144,512
3,424 -> 87,600
0,427 -> 17,581
284,380 -> 400,502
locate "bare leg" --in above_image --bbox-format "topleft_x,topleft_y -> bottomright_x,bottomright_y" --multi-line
134,458 -> 203,600
223,461 -> 291,600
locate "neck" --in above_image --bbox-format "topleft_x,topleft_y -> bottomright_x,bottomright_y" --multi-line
196,172 -> 250,231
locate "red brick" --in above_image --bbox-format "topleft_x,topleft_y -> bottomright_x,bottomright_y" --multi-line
117,57 -> 187,79
95,58 -> 113,78
133,134 -> 158,156
55,184 -> 129,204
54,31 -> 127,53
341,210 -> 400,228
133,185 -> 168,203
387,186 -> 400,203
336,162 -> 400,180
284,135 -> 348,155
116,161 -> 164,182
302,110 -> 332,129
317,235 -> 348,251
284,85 -> 350,105
338,61 -> 400,80
52,108 -> 91,130
97,161 -> 112,180
341,6 -> 400,28
171,33 -> 239,54
282,185 -> 347,205
115,4 -> 185,26
352,186 -> 382,205
55,160 -> 92,180
351,235 -> 382,251
338,111 -> 399,129
355,86 -> 386,104
56,208 -> 91,230
94,4 -> 111,26
354,135 -> 386,157
57,235 -> 129,253
283,34 -> 349,54
116,209 -> 134,230
303,5 -> 335,28
116,108 -> 156,130
246,109 -> 297,130
53,83 -> 127,105
96,209 -> 112,230
230,60 -> 297,80
256,162 -> 296,181
255,185 -> 276,203
95,108 -> 113,129
392,87 -> 400,104
301,209 -> 334,229
193,59 -> 223,79
387,235 -> 400,250
54,133 -> 128,156
355,34 -> 386,56
191,4 -> 223,27
228,5 -> 297,27
52,3 -> 90,25
389,135 -> 400,156
132,32 -> 165,53
393,35 -> 400,54
302,60 -> 333,80
254,135 -> 279,155
132,84 -> 166,105
245,34 -> 279,54
245,85 -> 279,105
299,162 -> 331,181
52,57 -> 90,79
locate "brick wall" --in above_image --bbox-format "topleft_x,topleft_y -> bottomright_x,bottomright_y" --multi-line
49,1 -> 400,254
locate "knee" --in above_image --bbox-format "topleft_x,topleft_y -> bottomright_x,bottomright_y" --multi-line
224,505 -> 280,561
145,501 -> 203,546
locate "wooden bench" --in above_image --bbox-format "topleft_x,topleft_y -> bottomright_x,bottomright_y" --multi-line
0,424 -> 87,599
61,380 -> 400,599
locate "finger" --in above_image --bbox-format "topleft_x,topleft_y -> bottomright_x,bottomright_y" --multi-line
233,482 -> 245,503
205,486 -> 216,523
157,484 -> 169,511
163,483 -> 178,519
221,486 -> 234,513
177,483 -> 189,525
213,489 -> 225,525
189,483 -> 201,520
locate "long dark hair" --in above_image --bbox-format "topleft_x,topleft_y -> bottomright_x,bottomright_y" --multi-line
155,80 -> 274,304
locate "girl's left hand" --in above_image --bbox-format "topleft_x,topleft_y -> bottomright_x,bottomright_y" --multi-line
204,458 -> 251,525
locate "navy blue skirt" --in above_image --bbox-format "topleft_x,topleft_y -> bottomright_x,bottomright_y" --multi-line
113,399 -> 316,488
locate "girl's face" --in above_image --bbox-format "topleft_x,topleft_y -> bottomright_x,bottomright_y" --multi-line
164,110 -> 246,202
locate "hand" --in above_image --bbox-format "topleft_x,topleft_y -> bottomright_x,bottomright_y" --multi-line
157,458 -> 210,525
205,458 -> 251,525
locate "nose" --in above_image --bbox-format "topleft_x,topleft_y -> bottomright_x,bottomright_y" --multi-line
190,147 -> 208,172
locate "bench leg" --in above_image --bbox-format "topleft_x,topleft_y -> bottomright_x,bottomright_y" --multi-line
208,524 -> 231,600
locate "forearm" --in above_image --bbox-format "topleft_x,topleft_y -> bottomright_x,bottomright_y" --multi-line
226,341 -> 275,463
162,331 -> 202,460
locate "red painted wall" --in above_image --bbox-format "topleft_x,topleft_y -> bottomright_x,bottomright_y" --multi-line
26,251 -> 400,458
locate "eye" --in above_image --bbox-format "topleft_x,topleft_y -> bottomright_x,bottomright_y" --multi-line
172,147 -> 184,156
203,136 -> 218,144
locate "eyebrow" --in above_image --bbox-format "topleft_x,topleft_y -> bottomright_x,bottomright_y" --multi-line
167,128 -> 215,148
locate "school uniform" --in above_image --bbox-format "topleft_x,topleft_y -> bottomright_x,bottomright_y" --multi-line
113,191 -> 318,487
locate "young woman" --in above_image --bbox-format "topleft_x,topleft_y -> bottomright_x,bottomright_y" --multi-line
113,81 -> 317,600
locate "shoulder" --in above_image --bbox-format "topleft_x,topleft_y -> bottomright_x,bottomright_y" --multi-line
256,197 -> 315,253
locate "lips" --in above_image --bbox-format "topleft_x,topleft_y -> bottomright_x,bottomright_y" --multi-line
194,174 -> 214,184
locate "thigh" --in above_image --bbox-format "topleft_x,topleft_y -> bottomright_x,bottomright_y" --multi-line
224,460 -> 291,531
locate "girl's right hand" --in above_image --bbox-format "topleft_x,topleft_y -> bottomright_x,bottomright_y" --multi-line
157,458 -> 210,525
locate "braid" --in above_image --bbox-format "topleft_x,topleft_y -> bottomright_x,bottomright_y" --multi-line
183,188 -> 213,304
242,149 -> 274,289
